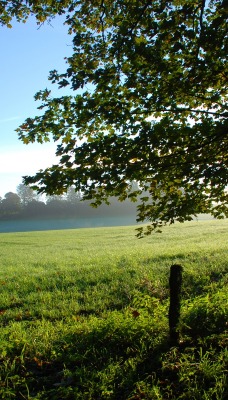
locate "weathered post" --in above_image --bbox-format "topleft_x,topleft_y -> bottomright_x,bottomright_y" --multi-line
169,264 -> 183,345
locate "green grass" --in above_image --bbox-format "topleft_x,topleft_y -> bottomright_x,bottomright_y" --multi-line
0,219 -> 227,399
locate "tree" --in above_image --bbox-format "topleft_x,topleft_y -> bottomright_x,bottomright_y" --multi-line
17,183 -> 36,206
0,192 -> 21,216
2,1 -> 228,234
66,186 -> 82,204
45,194 -> 65,203
23,199 -> 47,218
0,0 -> 71,27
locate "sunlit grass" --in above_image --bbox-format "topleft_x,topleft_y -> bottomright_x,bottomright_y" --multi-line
0,219 -> 227,399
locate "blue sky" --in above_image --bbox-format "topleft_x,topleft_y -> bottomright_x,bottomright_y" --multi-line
0,16 -> 73,197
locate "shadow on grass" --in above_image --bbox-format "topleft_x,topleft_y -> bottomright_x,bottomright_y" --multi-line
1,297 -> 227,400
5,310 -> 166,399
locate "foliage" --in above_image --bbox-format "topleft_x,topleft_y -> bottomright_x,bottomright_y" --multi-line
0,192 -> 21,217
0,0 -> 71,27
0,220 -> 227,398
1,1 -> 227,234
16,183 -> 37,206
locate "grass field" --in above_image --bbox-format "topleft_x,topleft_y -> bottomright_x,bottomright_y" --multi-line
0,219 -> 227,399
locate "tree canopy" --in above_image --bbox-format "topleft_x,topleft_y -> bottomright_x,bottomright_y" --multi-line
2,0 -> 227,234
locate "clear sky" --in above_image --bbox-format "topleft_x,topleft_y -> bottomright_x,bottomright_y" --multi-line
0,15 -> 73,198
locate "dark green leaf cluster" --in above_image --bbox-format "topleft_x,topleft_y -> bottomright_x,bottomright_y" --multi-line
0,0 -> 72,26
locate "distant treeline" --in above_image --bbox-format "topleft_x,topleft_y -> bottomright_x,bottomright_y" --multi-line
0,184 -> 138,221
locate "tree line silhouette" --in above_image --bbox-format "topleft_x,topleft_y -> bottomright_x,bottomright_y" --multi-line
0,184 -> 137,221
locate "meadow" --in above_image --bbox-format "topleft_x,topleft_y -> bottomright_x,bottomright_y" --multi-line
0,219 -> 227,399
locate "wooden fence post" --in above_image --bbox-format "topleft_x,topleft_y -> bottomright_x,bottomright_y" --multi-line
169,264 -> 183,345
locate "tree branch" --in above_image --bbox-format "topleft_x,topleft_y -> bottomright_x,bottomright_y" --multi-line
199,0 -> 206,31
113,1 -> 152,56
195,0 -> 206,61
126,1 -> 154,39
160,108 -> 226,117
99,0 -> 106,44
130,107 -> 226,117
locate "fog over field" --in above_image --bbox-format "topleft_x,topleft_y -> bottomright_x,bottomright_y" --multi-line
0,215 -> 138,233
0,214 -> 215,233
